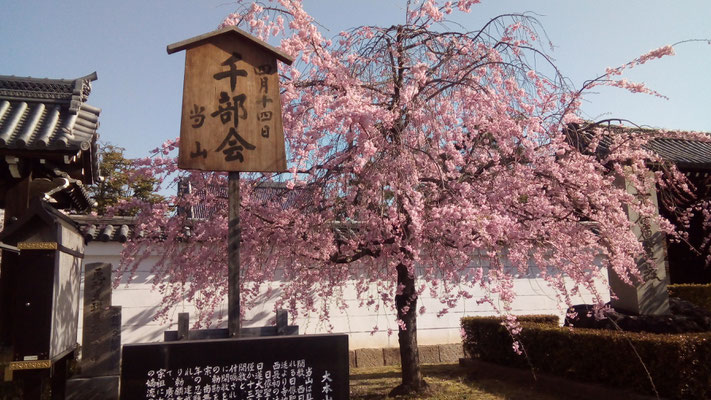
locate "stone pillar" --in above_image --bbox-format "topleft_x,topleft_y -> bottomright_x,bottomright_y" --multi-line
80,263 -> 121,376
276,309 -> 288,336
178,313 -> 189,340
67,263 -> 121,399
610,173 -> 670,315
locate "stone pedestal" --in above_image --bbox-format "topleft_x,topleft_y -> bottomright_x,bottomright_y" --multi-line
66,375 -> 119,400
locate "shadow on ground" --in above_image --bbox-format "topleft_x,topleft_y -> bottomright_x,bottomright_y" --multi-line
350,362 -> 655,400
350,363 -> 559,400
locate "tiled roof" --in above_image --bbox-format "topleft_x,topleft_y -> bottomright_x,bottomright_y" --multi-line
57,181 -> 95,212
566,123 -> 711,171
647,138 -> 711,170
70,215 -> 135,243
0,73 -> 100,153
252,182 -> 309,209
72,181 -> 311,242
177,179 -> 310,219
176,178 -> 226,220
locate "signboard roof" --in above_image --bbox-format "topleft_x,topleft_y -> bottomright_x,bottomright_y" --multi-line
167,26 -> 294,66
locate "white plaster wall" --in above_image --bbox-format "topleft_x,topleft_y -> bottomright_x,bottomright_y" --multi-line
79,242 -> 610,350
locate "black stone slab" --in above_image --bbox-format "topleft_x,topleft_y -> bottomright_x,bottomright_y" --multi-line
120,334 -> 348,400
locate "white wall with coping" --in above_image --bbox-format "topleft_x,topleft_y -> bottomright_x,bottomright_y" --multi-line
79,242 -> 610,350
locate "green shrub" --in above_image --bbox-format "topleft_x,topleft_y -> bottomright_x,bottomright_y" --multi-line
460,315 -> 558,365
461,314 -> 558,328
668,283 -> 711,312
516,314 -> 560,325
461,316 -> 711,400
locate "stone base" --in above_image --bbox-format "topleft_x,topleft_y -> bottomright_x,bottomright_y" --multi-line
383,347 -> 400,366
354,348 -> 384,368
566,297 -> 711,333
66,375 -> 119,400
438,343 -> 464,363
418,345 -> 440,364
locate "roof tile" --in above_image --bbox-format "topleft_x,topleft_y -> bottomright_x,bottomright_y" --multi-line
0,73 -> 100,153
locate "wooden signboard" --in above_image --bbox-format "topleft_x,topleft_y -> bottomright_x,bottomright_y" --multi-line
168,27 -> 294,172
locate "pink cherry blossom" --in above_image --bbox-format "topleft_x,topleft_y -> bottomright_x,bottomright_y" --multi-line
115,1 -> 710,394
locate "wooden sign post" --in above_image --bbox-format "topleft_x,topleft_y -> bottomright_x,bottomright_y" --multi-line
168,27 -> 293,337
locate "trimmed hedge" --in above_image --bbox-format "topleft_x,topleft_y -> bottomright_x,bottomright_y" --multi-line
669,283 -> 711,312
461,314 -> 560,325
461,316 -> 711,400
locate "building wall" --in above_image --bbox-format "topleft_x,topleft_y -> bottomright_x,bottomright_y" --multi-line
79,242 -> 609,350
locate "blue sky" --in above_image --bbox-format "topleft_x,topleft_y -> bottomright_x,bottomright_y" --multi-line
2,1 -> 710,159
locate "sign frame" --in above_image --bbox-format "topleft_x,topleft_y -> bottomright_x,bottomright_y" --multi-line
168,26 -> 294,172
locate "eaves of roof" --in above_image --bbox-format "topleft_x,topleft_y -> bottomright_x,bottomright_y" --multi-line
566,123 -> 711,171
0,73 -> 100,155
647,138 -> 711,170
0,198 -> 80,243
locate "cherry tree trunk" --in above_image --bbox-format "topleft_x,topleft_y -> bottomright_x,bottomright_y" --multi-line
389,263 -> 428,396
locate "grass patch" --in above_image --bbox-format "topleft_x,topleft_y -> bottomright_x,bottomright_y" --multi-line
350,363 -> 562,400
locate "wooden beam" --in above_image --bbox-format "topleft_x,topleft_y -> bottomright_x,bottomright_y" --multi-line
3,175 -> 31,225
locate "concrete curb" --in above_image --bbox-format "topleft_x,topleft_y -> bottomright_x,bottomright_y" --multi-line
350,343 -> 464,368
